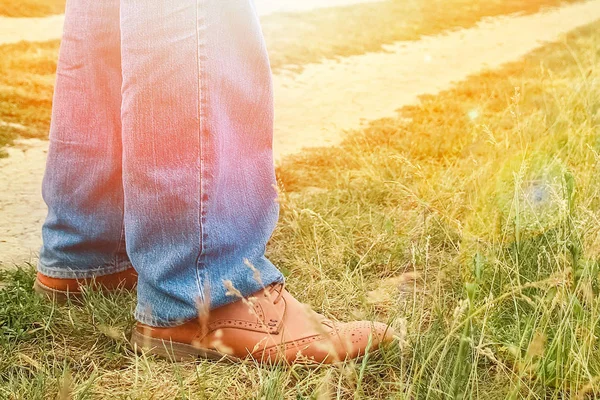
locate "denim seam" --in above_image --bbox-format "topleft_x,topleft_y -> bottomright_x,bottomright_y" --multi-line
114,211 -> 126,266
194,0 -> 207,306
37,257 -> 132,279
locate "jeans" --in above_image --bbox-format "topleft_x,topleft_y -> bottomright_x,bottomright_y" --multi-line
38,0 -> 284,327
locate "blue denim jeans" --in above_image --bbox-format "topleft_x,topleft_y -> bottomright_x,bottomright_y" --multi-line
38,0 -> 284,327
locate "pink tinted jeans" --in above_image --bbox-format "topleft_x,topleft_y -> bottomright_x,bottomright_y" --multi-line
39,0 -> 284,327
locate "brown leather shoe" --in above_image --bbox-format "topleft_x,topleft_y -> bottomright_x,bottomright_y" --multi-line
34,268 -> 138,301
131,283 -> 395,365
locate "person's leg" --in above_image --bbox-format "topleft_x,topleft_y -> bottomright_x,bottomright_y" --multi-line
119,0 -> 283,326
122,0 -> 395,363
38,0 -> 132,280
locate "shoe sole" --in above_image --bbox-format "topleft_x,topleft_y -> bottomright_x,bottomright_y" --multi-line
33,279 -> 137,304
130,329 -> 371,367
130,329 -> 243,363
33,279 -> 83,303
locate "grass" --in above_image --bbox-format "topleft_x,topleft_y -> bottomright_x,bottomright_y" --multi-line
0,0 -> 64,17
2,15 -> 600,400
0,40 -> 58,155
0,0 -> 582,154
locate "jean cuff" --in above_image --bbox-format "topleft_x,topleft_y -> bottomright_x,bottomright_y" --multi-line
37,254 -> 133,279
134,273 -> 285,328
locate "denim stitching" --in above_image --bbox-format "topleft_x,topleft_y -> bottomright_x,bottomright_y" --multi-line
194,0 -> 208,307
37,258 -> 133,279
113,221 -> 127,269
134,312 -> 189,328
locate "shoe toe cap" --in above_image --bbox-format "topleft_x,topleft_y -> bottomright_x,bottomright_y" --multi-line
333,320 -> 395,357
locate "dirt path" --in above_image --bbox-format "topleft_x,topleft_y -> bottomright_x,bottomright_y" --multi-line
2,0 -> 600,266
0,14 -> 64,45
254,0 -> 384,16
272,0 -> 600,157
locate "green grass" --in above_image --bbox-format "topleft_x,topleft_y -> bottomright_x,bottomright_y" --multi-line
0,0 -> 64,17
274,19 -> 600,398
0,0 -> 582,154
0,267 -> 401,399
2,16 -> 600,400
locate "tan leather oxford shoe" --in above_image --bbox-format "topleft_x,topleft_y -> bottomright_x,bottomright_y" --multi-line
34,268 -> 138,301
131,283 -> 395,365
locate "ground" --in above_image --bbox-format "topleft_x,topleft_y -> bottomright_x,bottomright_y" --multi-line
0,0 -> 583,152
0,0 -> 64,17
1,0 -> 600,399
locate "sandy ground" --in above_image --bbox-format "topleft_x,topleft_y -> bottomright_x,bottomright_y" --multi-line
0,14 -> 64,45
0,0 -> 384,46
2,0 -> 600,266
254,0 -> 384,16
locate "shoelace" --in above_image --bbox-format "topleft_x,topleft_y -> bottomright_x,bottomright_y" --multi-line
268,282 -> 336,330
272,282 -> 285,305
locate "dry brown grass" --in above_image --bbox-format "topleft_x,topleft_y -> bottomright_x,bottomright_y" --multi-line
0,0 -> 64,17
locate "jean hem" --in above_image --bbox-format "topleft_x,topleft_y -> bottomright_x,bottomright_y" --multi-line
135,273 -> 285,328
37,255 -> 133,279
134,312 -> 192,328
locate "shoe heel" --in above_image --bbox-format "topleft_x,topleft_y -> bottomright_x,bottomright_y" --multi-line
130,329 -> 239,363
33,279 -> 73,304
